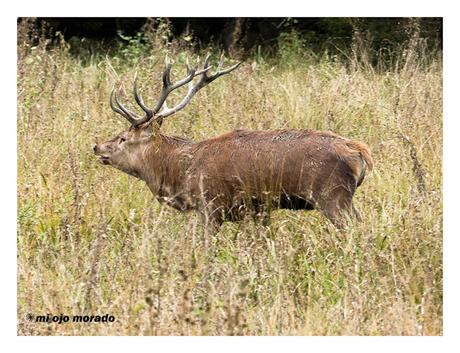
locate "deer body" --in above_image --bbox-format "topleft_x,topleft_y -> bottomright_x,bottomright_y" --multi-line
94,56 -> 373,229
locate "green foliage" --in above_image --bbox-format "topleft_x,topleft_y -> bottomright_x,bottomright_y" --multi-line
116,31 -> 146,63
277,30 -> 308,68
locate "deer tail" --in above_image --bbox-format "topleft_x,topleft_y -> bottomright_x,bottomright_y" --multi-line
341,140 -> 374,187
348,140 -> 373,172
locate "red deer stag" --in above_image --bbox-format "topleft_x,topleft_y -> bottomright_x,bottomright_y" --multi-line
94,55 -> 373,230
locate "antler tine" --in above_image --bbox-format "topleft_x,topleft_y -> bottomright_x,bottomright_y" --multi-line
110,89 -> 139,125
115,90 -> 143,120
171,66 -> 197,91
184,56 -> 212,78
219,61 -> 242,75
133,78 -> 154,119
155,55 -> 241,120
217,52 -> 224,71
109,90 -> 122,115
195,65 -> 213,76
162,61 -> 173,88
201,54 -> 212,75
206,60 -> 241,84
151,57 -> 203,114
204,53 -> 212,67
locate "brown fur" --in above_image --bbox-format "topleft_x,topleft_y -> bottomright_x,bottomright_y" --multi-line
95,126 -> 373,229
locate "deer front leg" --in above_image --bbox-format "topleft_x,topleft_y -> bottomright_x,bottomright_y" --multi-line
199,203 -> 225,236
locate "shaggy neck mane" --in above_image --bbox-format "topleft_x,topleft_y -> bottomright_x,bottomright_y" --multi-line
160,134 -> 195,146
139,133 -> 194,208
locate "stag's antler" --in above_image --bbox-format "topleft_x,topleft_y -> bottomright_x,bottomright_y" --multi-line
110,55 -> 241,127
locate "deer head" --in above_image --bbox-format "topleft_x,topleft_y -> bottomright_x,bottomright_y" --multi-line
93,55 -> 241,178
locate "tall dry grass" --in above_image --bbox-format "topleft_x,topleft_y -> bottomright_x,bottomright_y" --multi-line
17,22 -> 442,335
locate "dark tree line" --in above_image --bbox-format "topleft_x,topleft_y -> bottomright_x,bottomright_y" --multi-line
19,17 -> 442,58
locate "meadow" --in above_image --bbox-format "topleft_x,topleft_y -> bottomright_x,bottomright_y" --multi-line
17,24 -> 442,335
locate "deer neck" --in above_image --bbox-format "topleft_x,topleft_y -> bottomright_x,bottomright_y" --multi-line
140,133 -> 194,209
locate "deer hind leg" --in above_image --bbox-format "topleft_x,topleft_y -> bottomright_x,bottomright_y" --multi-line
317,188 -> 356,229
